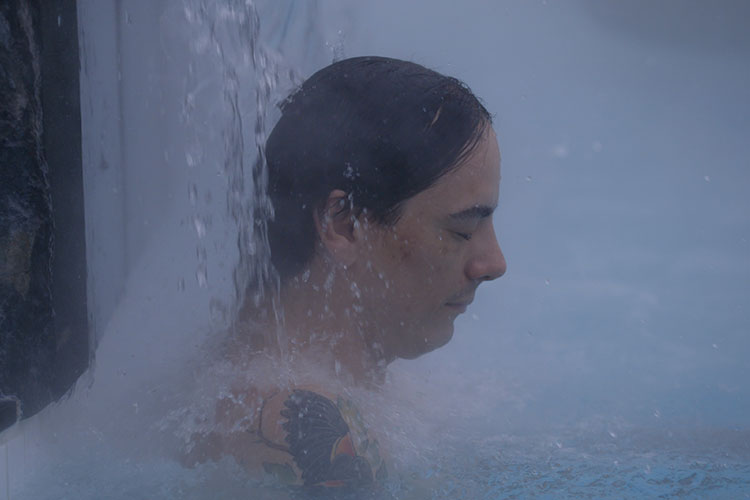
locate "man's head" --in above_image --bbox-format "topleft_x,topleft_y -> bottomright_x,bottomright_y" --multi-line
265,56 -> 506,359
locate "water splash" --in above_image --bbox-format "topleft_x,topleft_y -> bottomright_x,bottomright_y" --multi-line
181,0 -> 309,355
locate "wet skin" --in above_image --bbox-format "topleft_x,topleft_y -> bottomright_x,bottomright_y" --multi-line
353,125 -> 507,360
197,125 -> 509,492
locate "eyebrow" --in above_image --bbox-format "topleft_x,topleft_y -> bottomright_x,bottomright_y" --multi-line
449,204 -> 496,221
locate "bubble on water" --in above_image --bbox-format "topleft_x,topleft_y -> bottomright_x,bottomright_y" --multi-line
654,409 -> 661,418
712,343 -> 719,349
591,141 -> 603,153
525,176 -> 532,182
704,175 -> 711,182
178,278 -> 185,292
544,279 -> 550,286
608,431 -> 617,439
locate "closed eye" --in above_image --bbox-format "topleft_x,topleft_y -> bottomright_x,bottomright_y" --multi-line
453,231 -> 473,241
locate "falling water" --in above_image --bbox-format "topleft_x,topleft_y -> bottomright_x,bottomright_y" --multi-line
3,1 -> 750,498
181,0 -> 311,359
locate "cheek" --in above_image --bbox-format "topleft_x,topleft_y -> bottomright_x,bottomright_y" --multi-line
364,226 -> 459,301
394,235 -> 457,294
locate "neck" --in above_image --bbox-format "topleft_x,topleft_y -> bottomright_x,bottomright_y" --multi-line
239,263 -> 392,387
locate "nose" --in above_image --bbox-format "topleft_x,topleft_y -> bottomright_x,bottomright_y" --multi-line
465,225 -> 507,282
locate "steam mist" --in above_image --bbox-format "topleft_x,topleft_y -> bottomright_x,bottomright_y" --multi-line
1,0 -> 749,498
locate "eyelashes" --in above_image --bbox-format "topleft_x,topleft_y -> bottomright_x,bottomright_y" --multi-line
453,231 -> 473,241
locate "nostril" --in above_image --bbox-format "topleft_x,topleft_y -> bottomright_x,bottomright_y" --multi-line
467,245 -> 506,282
486,245 -> 506,281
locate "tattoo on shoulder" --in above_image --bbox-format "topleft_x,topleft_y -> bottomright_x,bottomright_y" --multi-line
276,389 -> 387,488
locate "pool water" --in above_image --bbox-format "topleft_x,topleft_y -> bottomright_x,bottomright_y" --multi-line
12,424 -> 750,499
421,428 -> 750,499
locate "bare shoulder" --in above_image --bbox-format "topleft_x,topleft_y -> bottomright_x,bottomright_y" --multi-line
182,383 -> 387,490
258,386 -> 388,488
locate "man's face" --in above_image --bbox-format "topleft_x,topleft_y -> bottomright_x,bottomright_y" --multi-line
355,126 -> 507,360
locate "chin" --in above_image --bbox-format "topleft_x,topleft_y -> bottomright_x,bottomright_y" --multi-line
399,323 -> 454,360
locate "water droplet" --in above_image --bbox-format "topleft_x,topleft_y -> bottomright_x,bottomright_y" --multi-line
196,247 -> 207,287
704,175 -> 711,182
525,176 -> 533,182
188,184 -> 198,205
209,299 -> 228,323
193,216 -> 206,238
57,15 -> 62,27
178,278 -> 185,291
712,343 -> 719,349
653,409 -> 661,418
196,267 -> 207,288
544,279 -> 550,286
552,144 -> 569,159
343,163 -> 356,179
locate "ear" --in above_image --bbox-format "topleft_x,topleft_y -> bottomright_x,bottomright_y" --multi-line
313,189 -> 358,267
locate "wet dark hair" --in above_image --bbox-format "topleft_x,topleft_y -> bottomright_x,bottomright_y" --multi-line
266,56 -> 492,281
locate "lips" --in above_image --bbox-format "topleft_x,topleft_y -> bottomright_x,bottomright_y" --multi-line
445,296 -> 473,313
445,302 -> 469,313
446,289 -> 476,313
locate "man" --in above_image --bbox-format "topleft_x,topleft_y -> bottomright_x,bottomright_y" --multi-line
185,56 -> 506,492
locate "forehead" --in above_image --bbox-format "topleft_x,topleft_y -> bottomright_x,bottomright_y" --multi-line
402,127 -> 501,217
